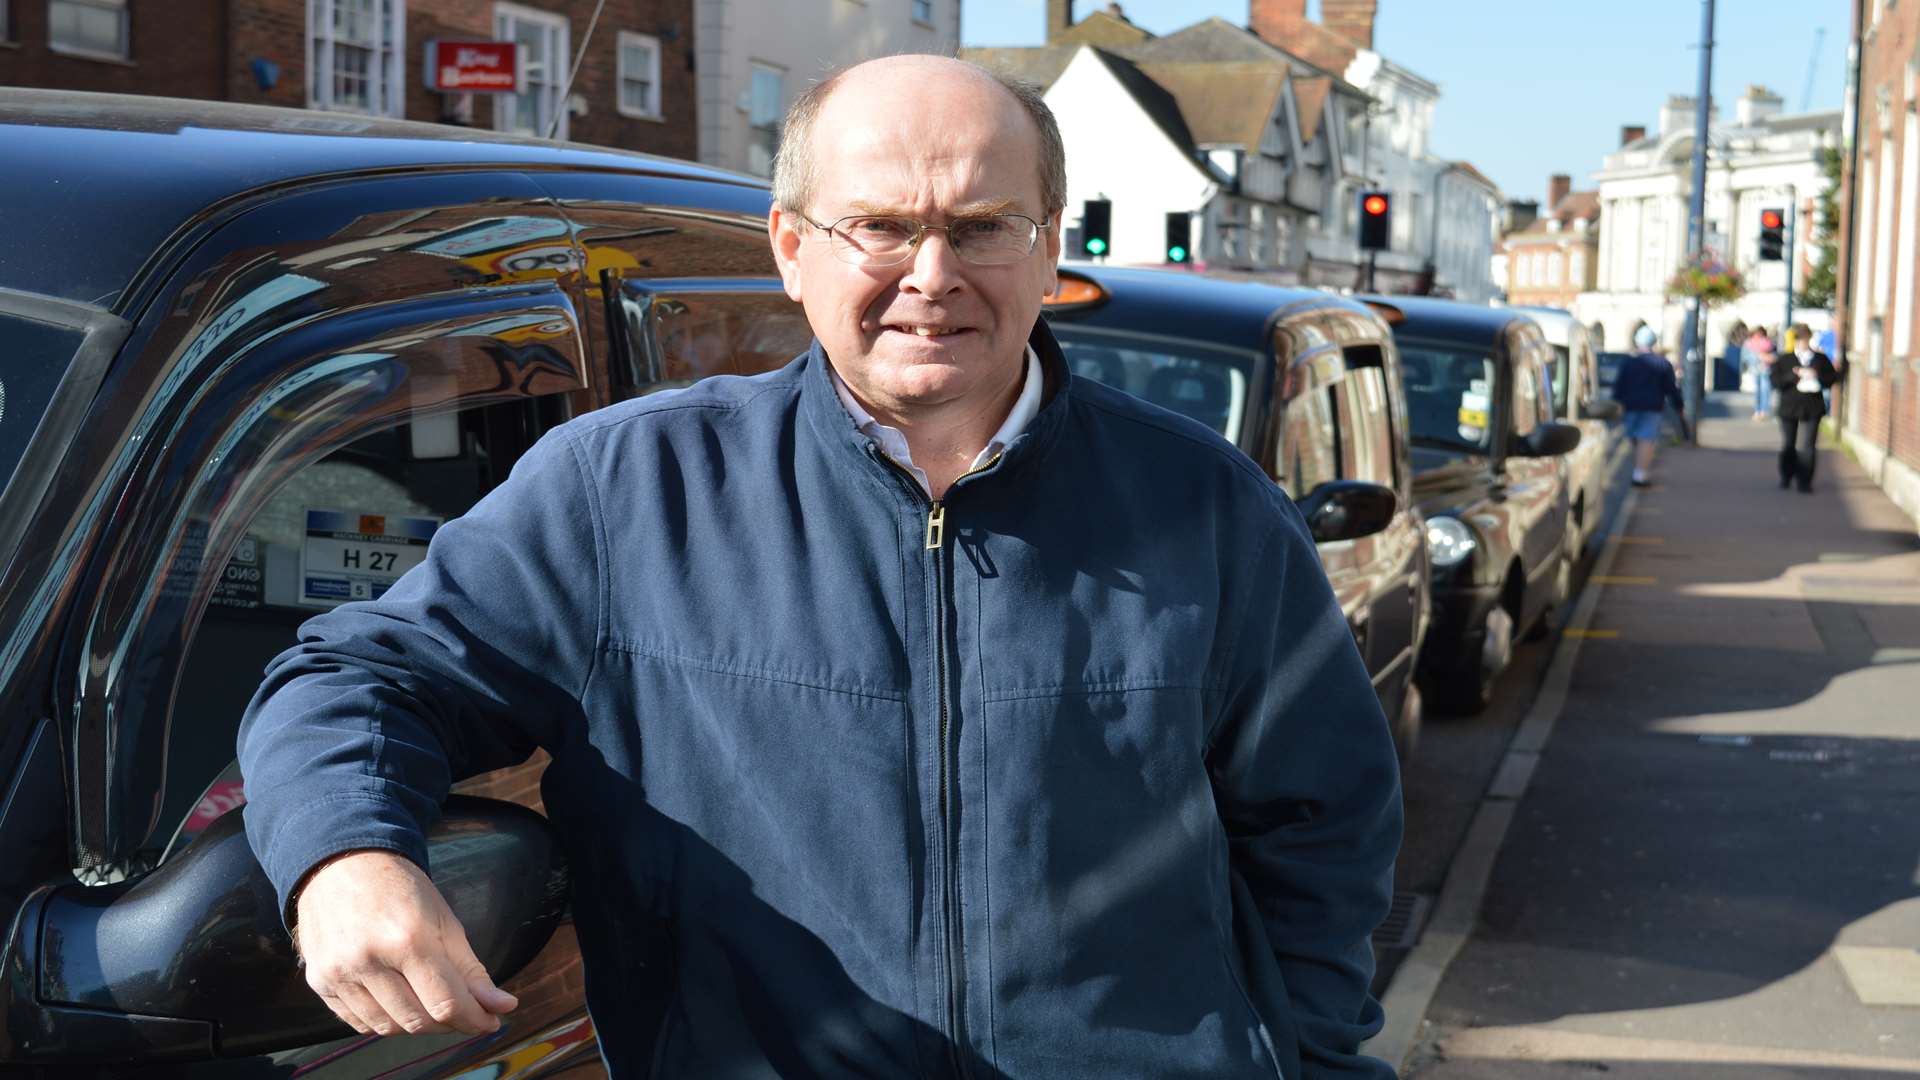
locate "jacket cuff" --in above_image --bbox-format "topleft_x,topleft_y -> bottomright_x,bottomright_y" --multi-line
255,791 -> 432,932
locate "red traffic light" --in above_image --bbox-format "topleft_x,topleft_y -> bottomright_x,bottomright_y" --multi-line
1363,194 -> 1390,217
1761,209 -> 1784,229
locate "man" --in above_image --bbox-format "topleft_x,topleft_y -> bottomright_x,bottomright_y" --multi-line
1770,321 -> 1838,492
1611,325 -> 1686,487
238,55 -> 1401,1078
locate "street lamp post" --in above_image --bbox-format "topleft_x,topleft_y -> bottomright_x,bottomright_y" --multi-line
1681,0 -> 1717,444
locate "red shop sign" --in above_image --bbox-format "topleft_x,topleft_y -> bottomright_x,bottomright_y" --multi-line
424,40 -> 520,93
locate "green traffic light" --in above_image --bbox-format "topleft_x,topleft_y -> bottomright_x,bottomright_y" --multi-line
1086,237 -> 1108,255
1169,246 -> 1187,263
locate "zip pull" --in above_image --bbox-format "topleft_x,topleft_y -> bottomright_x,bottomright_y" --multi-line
925,502 -> 946,551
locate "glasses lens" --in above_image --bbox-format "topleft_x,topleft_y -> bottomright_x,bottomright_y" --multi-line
831,216 -> 916,264
951,216 -> 1036,265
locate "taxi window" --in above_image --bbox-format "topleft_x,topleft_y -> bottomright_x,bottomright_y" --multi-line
1054,330 -> 1252,438
162,402 -> 537,854
1548,344 -> 1572,417
0,313 -> 86,499
1513,356 -> 1542,437
1332,368 -> 1396,488
1397,340 -> 1496,453
1278,386 -> 1338,499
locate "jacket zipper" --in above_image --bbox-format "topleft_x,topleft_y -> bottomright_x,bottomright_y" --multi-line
902,455 -> 999,1079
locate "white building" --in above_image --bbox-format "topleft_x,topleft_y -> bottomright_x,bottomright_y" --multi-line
695,0 -> 959,177
1248,0 -> 1503,301
1577,87 -> 1841,353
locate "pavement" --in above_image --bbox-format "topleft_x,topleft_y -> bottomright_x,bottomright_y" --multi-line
1397,395 -> 1920,1078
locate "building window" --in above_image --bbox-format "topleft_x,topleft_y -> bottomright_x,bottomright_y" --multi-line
748,61 -> 784,177
495,2 -> 569,140
1570,249 -> 1586,288
1548,251 -> 1564,286
1898,110 -> 1919,354
49,0 -> 128,60
911,0 -> 933,23
617,30 -> 661,119
308,0 -> 405,116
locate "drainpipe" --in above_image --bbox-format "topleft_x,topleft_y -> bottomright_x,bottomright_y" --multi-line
1837,0 -> 1867,430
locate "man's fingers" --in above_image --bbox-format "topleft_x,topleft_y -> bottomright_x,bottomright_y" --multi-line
362,969 -> 454,1036
332,982 -> 399,1037
317,991 -> 373,1036
444,928 -> 519,1017
397,954 -> 500,1034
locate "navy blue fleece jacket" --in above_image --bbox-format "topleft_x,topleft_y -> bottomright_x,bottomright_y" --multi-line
237,320 -> 1403,1079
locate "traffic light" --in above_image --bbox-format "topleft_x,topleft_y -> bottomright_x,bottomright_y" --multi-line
1165,212 -> 1191,265
1358,190 -> 1391,251
1081,199 -> 1112,258
1758,207 -> 1785,261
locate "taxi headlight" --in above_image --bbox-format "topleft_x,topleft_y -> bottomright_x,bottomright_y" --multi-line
1426,515 -> 1477,568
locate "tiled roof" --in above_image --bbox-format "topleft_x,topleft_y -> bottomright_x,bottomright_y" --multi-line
959,45 -> 1080,91
1247,15 -> 1360,77
1054,8 -> 1152,49
1136,62 -> 1289,150
1084,49 -> 1210,175
1293,76 -> 1332,143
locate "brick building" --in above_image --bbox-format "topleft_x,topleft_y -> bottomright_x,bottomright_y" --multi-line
0,0 -> 697,159
1839,0 -> 1920,530
1501,173 -> 1600,310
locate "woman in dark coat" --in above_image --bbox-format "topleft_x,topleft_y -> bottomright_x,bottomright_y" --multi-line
1770,324 -> 1840,492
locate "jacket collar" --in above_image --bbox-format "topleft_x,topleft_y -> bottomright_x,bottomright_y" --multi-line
800,318 -> 1073,492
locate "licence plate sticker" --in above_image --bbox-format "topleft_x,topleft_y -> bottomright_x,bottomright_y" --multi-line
300,509 -> 440,608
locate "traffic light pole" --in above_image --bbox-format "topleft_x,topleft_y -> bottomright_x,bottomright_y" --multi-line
1783,189 -> 1798,332
1680,0 -> 1715,446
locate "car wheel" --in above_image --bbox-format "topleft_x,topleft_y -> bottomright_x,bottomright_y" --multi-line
1427,603 -> 1513,715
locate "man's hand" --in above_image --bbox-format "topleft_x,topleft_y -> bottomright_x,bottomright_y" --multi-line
294,850 -> 519,1037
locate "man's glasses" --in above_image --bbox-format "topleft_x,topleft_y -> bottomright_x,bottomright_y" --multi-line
800,213 -> 1047,267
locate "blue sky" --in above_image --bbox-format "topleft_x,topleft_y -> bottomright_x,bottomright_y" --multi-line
962,0 -> 1851,205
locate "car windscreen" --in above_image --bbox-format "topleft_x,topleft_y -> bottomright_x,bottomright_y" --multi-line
1051,327 -> 1254,440
1397,339 -> 1497,454
0,311 -> 88,498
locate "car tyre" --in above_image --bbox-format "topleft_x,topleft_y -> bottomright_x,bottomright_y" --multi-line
1426,603 -> 1513,716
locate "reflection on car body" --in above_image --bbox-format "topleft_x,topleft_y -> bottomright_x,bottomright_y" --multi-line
1045,264 -> 1431,759
1362,296 -> 1582,716
1511,306 -> 1623,555
0,88 -> 818,1075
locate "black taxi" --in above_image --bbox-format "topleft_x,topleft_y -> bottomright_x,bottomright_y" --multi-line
0,89 -> 819,1074
1360,297 -> 1582,715
1046,265 -> 1431,758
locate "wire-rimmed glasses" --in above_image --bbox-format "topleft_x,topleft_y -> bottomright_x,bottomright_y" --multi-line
800,213 -> 1047,267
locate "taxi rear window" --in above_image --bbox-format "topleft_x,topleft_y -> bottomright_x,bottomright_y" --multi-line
1055,330 -> 1253,439
0,312 -> 87,498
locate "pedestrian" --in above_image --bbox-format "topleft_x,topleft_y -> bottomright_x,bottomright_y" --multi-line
1745,325 -> 1776,421
1772,321 -> 1839,492
235,55 -> 1403,1079
1612,325 -> 1687,487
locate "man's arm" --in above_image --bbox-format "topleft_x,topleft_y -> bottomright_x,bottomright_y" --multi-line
237,425 -> 603,1035
1207,498 -> 1403,1079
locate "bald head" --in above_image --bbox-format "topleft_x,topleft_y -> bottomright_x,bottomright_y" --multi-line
771,55 -> 1066,218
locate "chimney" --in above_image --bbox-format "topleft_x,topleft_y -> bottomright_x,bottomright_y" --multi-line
1659,94 -> 1697,136
1735,84 -> 1783,126
1322,0 -> 1377,49
1047,0 -> 1072,42
1248,0 -> 1308,42
1620,124 -> 1647,147
1547,174 -> 1571,211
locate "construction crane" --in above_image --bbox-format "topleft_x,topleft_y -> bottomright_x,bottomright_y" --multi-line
1801,26 -> 1826,113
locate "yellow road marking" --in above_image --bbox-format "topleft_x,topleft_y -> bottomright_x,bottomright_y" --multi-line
1618,536 -> 1665,545
1593,575 -> 1657,585
1564,628 -> 1620,639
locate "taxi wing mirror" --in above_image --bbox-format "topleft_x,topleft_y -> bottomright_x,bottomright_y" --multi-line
8,795 -> 568,1064
1297,480 -> 1399,544
1520,421 -> 1582,458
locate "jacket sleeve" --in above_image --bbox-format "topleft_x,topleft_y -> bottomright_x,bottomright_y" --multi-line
236,425 -> 602,920
1662,365 -> 1685,412
1770,359 -> 1798,391
1208,497 -> 1403,1079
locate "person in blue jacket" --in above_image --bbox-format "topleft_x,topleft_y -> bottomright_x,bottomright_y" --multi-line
1611,325 -> 1687,486
238,54 -> 1403,1079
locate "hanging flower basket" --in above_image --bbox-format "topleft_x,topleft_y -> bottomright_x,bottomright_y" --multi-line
1665,256 -> 1746,308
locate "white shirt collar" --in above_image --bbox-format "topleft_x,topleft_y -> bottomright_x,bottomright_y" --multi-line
831,345 -> 1043,497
